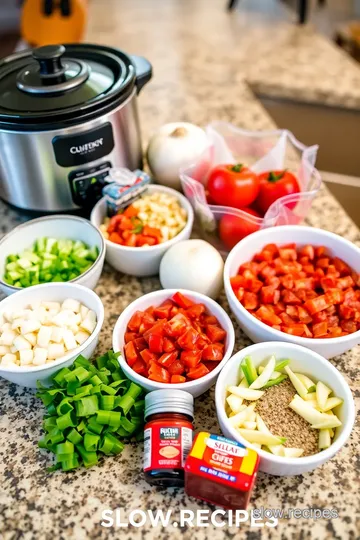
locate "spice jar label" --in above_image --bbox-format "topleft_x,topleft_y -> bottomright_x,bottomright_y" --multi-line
185,432 -> 259,492
144,423 -> 193,471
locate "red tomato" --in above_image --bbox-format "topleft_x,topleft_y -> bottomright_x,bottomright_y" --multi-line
256,170 -> 300,213
207,164 -> 260,209
219,208 -> 261,250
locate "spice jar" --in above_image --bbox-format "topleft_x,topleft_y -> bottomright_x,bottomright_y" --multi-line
143,389 -> 194,487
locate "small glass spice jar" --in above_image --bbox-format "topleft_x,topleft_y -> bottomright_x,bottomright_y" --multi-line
143,389 -> 194,487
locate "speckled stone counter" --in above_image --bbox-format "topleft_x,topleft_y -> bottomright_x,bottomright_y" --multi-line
1,1 -> 360,539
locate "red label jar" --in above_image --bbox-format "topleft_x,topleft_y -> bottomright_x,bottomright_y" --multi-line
143,389 -> 194,487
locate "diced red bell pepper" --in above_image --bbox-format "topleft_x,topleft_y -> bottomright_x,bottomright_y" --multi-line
164,313 -> 189,338
127,311 -> 143,332
206,325 -> 226,343
177,327 -> 199,350
181,350 -> 202,368
132,359 -> 147,376
124,341 -> 139,367
170,375 -> 186,383
163,337 -> 176,352
172,292 -> 194,309
168,360 -> 185,375
202,343 -> 224,361
124,331 -> 137,343
186,304 -> 206,320
140,349 -> 159,365
187,363 -> 210,379
158,352 -> 178,368
148,363 -> 170,383
134,337 -> 147,351
153,304 -> 172,319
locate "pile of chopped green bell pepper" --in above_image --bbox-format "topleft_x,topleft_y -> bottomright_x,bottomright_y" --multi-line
3,237 -> 99,288
36,351 -> 145,472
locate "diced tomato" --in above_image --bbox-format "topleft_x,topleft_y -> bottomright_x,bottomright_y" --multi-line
124,331 -> 137,343
196,333 -> 211,349
297,306 -> 312,324
236,287 -> 245,301
132,359 -> 147,376
316,257 -> 330,269
333,257 -> 350,275
158,352 -> 178,368
145,305 -> 155,316
202,343 -> 224,361
336,276 -> 354,289
279,247 -> 297,261
108,231 -> 124,245
148,363 -> 170,383
163,337 -> 176,353
148,334 -> 164,353
168,360 -> 185,375
315,246 -> 327,258
171,375 -> 186,383
299,245 -> 315,260
124,341 -> 139,367
312,321 -> 328,337
140,349 -> 159,365
181,350 -> 202,368
256,305 -> 282,326
142,225 -> 162,241
304,294 -> 330,315
172,292 -> 194,309
187,363 -> 210,379
230,275 -> 246,289
177,328 -> 199,350
261,286 -> 280,304
243,291 -> 258,310
341,320 -> 357,333
281,290 -> 301,305
206,325 -> 227,343
246,278 -> 263,293
136,235 -> 157,247
127,311 -> 143,332
186,304 -> 206,320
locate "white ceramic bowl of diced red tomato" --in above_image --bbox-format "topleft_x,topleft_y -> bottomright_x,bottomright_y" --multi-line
224,226 -> 360,359
112,289 -> 235,397
90,185 -> 194,277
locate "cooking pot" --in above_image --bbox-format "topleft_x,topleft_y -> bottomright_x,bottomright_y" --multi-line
0,43 -> 152,212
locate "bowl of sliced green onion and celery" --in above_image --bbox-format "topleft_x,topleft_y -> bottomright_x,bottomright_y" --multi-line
0,215 -> 105,295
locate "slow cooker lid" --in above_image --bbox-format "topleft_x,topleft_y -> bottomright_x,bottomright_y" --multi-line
0,43 -> 136,127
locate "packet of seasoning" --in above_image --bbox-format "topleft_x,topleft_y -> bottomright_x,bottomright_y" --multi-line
184,432 -> 259,510
102,168 -> 151,216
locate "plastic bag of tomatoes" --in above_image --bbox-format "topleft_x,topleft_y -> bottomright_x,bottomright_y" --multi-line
180,122 -> 322,254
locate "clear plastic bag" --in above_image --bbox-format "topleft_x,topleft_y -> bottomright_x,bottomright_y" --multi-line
180,122 -> 321,254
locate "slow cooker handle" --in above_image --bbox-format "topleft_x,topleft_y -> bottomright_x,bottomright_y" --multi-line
130,55 -> 152,94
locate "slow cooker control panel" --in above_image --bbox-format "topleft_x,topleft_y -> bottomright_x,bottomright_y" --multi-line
68,161 -> 112,207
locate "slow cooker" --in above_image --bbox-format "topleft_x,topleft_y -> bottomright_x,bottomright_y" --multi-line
0,43 -> 152,212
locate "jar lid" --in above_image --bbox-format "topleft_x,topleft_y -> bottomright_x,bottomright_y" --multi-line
145,389 -> 194,420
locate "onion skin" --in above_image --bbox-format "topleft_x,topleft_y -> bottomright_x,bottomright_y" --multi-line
146,122 -> 208,190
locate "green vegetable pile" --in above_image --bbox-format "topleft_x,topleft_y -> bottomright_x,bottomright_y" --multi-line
36,351 -> 145,471
4,237 -> 99,288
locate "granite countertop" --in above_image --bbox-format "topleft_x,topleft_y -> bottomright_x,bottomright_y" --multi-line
1,1 -> 360,538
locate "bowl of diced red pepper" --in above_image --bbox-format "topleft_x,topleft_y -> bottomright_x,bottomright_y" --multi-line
224,225 -> 360,359
112,289 -> 235,397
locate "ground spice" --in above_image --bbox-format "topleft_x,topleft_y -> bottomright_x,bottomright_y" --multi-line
252,379 -> 319,456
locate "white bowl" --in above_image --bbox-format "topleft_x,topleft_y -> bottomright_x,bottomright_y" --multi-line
0,215 -> 105,296
215,341 -> 355,476
112,288 -> 235,397
224,225 -> 360,359
0,283 -> 104,388
90,184 -> 194,277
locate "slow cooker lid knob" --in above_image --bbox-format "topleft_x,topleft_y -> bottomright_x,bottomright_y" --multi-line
16,44 -> 90,95
32,45 -> 66,77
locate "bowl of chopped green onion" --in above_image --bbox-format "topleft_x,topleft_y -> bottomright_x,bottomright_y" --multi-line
0,215 -> 105,296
